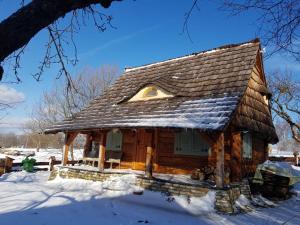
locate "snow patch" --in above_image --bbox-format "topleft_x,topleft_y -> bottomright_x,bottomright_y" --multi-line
102,174 -> 140,192
175,191 -> 216,215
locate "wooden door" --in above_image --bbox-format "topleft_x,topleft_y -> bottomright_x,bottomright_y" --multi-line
133,129 -> 152,170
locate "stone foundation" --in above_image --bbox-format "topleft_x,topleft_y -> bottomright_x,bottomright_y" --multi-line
49,166 -> 210,197
49,166 -> 252,214
215,181 -> 252,214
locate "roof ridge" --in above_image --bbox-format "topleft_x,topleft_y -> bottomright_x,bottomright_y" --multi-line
124,38 -> 260,72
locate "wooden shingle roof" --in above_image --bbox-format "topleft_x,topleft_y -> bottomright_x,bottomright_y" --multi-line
45,39 -> 277,143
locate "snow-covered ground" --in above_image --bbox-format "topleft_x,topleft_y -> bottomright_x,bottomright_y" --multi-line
0,147 -> 83,163
0,167 -> 299,225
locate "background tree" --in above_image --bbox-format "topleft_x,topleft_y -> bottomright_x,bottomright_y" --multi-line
274,120 -> 300,152
222,0 -> 300,59
268,71 -> 300,154
184,0 -> 300,60
24,65 -> 118,150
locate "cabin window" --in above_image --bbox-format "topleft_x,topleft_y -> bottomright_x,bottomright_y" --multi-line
106,130 -> 123,151
174,130 -> 210,156
242,132 -> 252,159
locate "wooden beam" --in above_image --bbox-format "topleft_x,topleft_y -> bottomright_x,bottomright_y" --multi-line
153,128 -> 158,172
62,132 -> 78,166
215,132 -> 225,188
145,146 -> 153,178
230,132 -> 242,182
98,132 -> 107,170
145,130 -> 154,178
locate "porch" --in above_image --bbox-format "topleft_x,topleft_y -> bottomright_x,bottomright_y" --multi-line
61,127 -> 240,188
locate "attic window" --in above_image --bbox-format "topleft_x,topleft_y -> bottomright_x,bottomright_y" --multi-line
128,85 -> 174,102
143,86 -> 158,98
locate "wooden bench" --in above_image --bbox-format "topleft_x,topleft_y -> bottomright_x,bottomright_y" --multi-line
83,151 -> 99,167
82,151 -> 123,169
82,157 -> 99,167
105,150 -> 123,169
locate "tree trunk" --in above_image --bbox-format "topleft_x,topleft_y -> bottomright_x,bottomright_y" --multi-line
0,0 -> 119,63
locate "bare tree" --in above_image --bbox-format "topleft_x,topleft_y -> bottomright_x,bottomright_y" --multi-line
269,70 -> 300,154
32,65 -> 118,130
222,0 -> 300,59
0,0 -> 121,83
24,65 -> 118,149
183,0 -> 300,60
275,120 -> 300,152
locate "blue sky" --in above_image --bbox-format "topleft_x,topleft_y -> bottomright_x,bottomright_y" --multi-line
0,0 -> 298,133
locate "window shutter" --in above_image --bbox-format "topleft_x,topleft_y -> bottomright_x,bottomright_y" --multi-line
113,132 -> 122,151
181,130 -> 192,152
106,131 -> 113,150
192,131 -> 202,152
175,132 -> 182,152
106,131 -> 122,151
175,130 -> 210,156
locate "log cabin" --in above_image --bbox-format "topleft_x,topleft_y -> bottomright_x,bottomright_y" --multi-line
45,39 -> 278,187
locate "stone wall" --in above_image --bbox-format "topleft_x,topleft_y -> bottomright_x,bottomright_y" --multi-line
49,166 -> 252,214
49,166 -> 210,198
215,181 -> 252,214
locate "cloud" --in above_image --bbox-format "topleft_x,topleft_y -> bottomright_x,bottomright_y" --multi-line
0,117 -> 29,129
0,85 -> 25,104
80,24 -> 162,58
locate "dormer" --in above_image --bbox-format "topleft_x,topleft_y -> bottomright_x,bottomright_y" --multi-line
128,85 -> 174,102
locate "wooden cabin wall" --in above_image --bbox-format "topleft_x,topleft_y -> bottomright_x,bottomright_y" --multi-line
120,129 -> 137,169
224,126 -> 269,181
241,135 -> 268,178
223,129 -> 242,182
154,129 -> 214,174
84,128 -> 267,181
83,129 -> 232,176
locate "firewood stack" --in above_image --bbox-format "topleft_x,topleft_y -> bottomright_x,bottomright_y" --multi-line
260,170 -> 290,199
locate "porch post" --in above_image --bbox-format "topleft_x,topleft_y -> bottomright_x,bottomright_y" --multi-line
62,132 -> 78,166
145,130 -> 154,178
98,132 -> 107,171
145,146 -> 153,178
215,132 -> 225,188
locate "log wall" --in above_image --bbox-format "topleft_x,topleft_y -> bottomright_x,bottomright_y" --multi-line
154,129 -> 211,174
83,127 -> 268,182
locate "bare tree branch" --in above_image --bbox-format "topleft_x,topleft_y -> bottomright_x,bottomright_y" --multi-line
222,0 -> 300,59
269,70 -> 300,150
182,0 -> 200,42
0,0 -> 122,80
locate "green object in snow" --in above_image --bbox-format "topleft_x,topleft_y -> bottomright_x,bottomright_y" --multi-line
22,157 -> 36,172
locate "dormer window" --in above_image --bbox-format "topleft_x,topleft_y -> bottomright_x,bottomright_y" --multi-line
128,85 -> 173,102
143,86 -> 158,98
